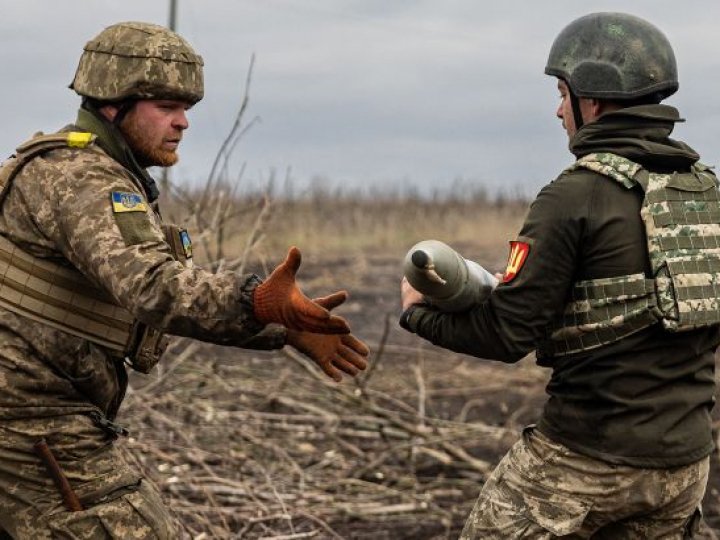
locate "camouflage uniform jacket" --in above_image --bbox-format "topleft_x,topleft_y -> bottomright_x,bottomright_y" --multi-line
403,105 -> 719,468
0,107 -> 286,424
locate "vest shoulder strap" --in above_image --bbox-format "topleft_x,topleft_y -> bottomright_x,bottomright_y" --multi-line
0,131 -> 96,206
566,152 -> 642,189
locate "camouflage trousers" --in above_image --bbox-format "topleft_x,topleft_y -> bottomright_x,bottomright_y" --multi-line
461,426 -> 715,539
0,415 -> 179,539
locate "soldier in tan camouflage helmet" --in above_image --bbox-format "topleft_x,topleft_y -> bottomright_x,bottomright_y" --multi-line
400,12 -> 719,539
0,21 -> 369,538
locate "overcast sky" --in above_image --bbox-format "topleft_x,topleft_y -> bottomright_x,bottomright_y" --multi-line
0,1 -> 718,197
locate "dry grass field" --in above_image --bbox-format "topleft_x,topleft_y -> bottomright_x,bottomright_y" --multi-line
118,190 -> 720,539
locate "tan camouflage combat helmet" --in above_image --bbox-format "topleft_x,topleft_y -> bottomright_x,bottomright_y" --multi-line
70,21 -> 204,104
545,12 -> 678,101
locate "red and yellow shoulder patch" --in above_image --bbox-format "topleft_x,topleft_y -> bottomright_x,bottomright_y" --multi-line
502,240 -> 530,283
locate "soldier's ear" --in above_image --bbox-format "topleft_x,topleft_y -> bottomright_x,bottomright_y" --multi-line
97,104 -> 120,123
578,97 -> 604,125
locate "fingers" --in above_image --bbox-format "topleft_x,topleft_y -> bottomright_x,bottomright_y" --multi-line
284,246 -> 302,275
285,290 -> 352,334
338,343 -> 368,369
296,309 -> 351,334
312,290 -> 348,311
320,356 -> 364,383
334,334 -> 370,378
401,279 -> 425,311
318,359 -> 343,382
288,330 -> 368,382
265,248 -> 299,281
341,334 -> 371,357
332,355 -> 362,377
323,314 -> 351,334
295,293 -> 331,320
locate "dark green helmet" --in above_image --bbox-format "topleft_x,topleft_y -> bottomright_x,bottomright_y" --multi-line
545,12 -> 678,101
70,21 -> 204,104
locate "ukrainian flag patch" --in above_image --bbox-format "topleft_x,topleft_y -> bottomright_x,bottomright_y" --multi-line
179,229 -> 193,259
111,192 -> 148,213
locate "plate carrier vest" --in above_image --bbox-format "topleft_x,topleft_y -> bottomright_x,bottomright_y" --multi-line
0,131 -> 191,373
538,152 -> 720,358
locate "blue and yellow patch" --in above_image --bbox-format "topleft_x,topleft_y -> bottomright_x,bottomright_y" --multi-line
111,192 -> 148,213
179,229 -> 193,259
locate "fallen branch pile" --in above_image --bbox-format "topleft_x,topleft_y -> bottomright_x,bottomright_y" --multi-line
119,333 -> 546,539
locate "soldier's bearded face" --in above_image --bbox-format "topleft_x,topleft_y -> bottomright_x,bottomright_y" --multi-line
120,100 -> 191,168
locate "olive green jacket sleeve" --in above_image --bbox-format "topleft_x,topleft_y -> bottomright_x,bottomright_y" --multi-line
403,173 -> 591,362
4,145 -> 285,350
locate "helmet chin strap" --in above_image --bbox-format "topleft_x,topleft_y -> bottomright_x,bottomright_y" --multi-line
569,89 -> 584,132
112,99 -> 138,127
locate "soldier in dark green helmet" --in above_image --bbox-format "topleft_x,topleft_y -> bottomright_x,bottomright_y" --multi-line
400,12 -> 718,539
0,22 -> 369,539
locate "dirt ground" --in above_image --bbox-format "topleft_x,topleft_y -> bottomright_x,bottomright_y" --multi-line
122,245 -> 720,538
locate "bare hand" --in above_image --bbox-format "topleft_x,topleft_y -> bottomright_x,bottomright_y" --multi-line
401,276 -> 424,311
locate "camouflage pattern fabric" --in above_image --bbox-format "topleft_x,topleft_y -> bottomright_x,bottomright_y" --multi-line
403,105 -> 717,534
537,273 -> 660,357
460,427 -> 712,539
0,417 -> 178,539
0,121 -> 285,535
0,130 -> 286,357
70,21 -> 204,104
576,152 -> 720,332
539,152 -> 720,356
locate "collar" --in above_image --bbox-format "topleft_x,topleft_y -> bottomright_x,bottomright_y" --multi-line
75,106 -> 160,202
569,104 -> 700,171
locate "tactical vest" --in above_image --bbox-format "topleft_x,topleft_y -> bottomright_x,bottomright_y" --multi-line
538,152 -> 720,358
0,132 -> 191,373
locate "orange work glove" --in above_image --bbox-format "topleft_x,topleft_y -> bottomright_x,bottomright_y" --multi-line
286,330 -> 369,382
253,247 -> 351,334
286,292 -> 370,382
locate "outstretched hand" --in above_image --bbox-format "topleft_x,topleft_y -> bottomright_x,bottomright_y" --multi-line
253,247 -> 351,334
286,293 -> 370,382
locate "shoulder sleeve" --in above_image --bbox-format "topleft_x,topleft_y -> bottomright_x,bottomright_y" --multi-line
11,146 -> 277,347
406,172 -> 593,362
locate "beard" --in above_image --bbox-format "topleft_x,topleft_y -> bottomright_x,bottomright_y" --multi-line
120,117 -> 179,168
